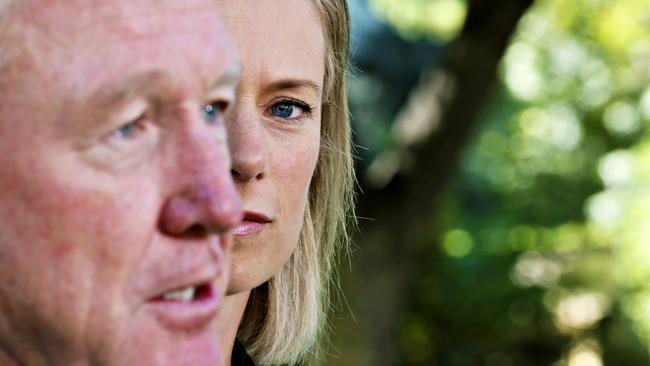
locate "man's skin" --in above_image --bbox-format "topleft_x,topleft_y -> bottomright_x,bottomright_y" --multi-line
0,0 -> 241,365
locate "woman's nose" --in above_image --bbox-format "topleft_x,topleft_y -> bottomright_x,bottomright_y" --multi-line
228,111 -> 268,182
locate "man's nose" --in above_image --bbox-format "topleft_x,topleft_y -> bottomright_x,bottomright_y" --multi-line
159,111 -> 243,237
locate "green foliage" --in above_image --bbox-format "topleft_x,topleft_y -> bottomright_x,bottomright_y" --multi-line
369,0 -> 467,41
384,0 -> 650,364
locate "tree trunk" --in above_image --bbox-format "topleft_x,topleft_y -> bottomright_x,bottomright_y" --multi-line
333,1 -> 536,364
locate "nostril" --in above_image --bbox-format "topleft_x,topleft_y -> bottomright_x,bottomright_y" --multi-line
231,168 -> 264,182
185,224 -> 207,238
159,194 -> 215,237
159,196 -> 194,236
160,181 -> 243,237
230,149 -> 267,182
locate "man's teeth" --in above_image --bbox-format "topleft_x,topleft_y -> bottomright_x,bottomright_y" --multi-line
161,286 -> 196,301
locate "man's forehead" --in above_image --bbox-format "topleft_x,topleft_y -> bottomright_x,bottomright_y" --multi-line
7,0 -> 230,76
0,0 -> 237,111
17,0 -> 220,34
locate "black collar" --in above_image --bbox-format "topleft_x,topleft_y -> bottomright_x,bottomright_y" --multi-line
232,339 -> 257,366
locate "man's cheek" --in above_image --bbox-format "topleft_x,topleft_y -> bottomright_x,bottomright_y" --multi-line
23,177 -> 151,281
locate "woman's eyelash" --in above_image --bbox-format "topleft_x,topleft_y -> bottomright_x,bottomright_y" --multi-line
286,99 -> 313,113
269,98 -> 314,120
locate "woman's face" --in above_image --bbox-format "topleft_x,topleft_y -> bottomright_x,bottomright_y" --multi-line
217,0 -> 325,293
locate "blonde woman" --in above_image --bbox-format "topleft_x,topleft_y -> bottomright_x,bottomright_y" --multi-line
214,0 -> 353,365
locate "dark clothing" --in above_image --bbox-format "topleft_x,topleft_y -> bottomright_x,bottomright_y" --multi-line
232,339 -> 257,366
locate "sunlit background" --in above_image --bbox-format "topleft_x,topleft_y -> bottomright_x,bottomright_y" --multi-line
331,0 -> 650,365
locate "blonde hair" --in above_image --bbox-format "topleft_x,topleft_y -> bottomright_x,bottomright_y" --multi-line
236,0 -> 353,364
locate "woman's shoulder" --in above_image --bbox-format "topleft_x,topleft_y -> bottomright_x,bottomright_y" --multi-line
232,339 -> 257,366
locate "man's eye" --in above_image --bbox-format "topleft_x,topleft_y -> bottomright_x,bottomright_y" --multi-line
203,101 -> 228,124
112,119 -> 145,139
270,100 -> 311,120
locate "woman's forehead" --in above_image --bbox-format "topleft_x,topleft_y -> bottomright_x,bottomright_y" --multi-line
218,0 -> 326,89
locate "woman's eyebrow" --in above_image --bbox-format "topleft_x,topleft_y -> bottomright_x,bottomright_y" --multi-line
263,79 -> 322,96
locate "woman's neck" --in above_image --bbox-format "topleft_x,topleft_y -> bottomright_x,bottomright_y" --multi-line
216,290 -> 252,366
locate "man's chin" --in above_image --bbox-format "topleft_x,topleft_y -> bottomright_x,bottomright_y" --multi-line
119,333 -> 222,366
114,312 -> 222,366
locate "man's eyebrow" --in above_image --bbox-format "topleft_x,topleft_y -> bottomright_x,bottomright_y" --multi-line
93,71 -> 174,109
93,66 -> 239,109
262,79 -> 322,96
208,66 -> 240,90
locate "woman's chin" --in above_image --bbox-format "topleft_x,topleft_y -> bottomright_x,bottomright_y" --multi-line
226,269 -> 270,295
228,239 -> 298,295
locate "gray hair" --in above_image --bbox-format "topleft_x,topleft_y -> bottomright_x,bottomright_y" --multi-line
0,0 -> 20,71
0,1 -> 12,20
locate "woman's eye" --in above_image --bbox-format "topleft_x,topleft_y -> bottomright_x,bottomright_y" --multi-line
203,101 -> 227,124
270,101 -> 310,120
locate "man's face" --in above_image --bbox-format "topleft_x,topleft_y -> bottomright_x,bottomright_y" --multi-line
0,0 -> 240,364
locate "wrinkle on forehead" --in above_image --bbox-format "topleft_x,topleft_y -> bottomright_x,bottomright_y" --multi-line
3,0 -> 231,89
0,0 -> 222,77
17,0 -> 220,36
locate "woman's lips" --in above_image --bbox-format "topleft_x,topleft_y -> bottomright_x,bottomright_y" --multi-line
234,211 -> 271,236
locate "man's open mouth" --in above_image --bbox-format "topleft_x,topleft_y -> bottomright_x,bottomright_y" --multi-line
154,283 -> 214,302
146,281 -> 220,332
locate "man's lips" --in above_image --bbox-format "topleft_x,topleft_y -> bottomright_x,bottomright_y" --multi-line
233,211 -> 272,236
140,260 -> 224,333
146,282 -> 221,333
